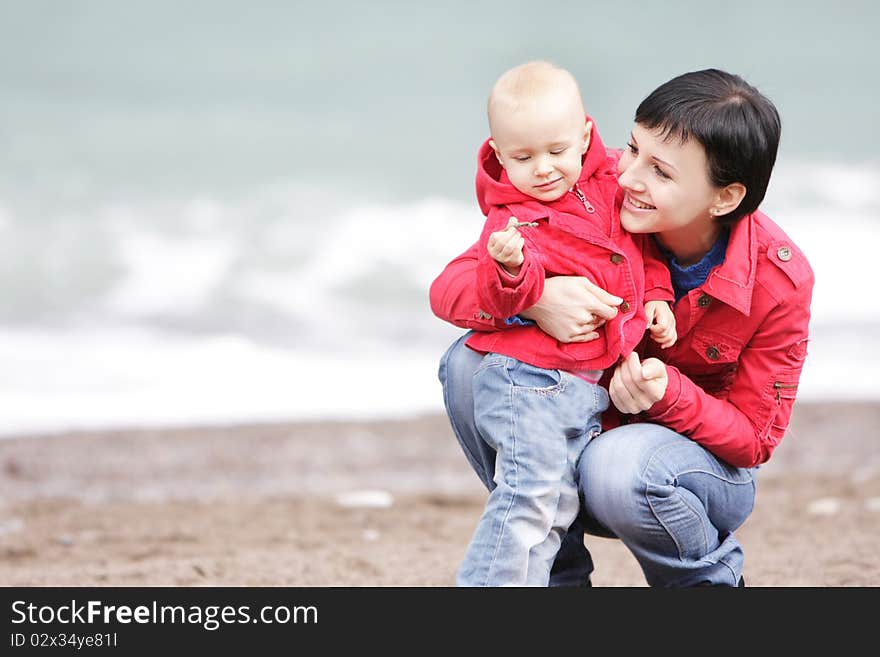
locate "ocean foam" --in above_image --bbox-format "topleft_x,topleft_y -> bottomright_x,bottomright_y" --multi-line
0,161 -> 877,435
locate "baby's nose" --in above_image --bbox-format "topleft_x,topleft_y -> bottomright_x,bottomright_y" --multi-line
534,157 -> 553,176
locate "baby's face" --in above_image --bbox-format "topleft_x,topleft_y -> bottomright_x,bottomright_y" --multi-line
490,98 -> 589,203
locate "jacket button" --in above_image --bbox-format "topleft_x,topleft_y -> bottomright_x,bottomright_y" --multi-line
697,293 -> 711,308
610,253 -> 624,264
777,246 -> 792,261
619,301 -> 630,313
706,346 -> 720,361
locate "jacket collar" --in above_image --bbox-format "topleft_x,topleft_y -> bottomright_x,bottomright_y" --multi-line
702,212 -> 758,315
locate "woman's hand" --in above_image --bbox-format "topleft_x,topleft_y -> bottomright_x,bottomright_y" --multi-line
520,276 -> 622,343
609,352 -> 668,414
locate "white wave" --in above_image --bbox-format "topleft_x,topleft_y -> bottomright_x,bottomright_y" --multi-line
768,159 -> 880,214
0,327 -> 454,438
762,161 -> 880,330
767,207 -> 876,327
0,161 -> 878,436
232,195 -> 480,328
105,228 -> 237,317
0,160 -> 874,334
29,186 -> 484,350
0,318 -> 874,439
87,162 -> 880,341
797,325 -> 880,401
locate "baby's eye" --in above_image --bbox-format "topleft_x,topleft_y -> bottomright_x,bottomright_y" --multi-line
550,147 -> 568,155
514,155 -> 531,162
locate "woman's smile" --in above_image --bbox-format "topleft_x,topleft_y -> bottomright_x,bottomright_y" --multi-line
623,193 -> 656,211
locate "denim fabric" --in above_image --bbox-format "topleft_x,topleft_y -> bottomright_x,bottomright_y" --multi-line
456,352 -> 607,586
439,332 -> 756,587
439,333 -> 597,585
578,423 -> 755,586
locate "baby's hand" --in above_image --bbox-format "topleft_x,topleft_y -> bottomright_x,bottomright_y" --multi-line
645,300 -> 676,349
487,216 -> 525,276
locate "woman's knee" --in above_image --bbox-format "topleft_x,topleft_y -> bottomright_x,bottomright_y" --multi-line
578,423 -> 754,539
578,424 -> 684,531
580,424 -> 679,487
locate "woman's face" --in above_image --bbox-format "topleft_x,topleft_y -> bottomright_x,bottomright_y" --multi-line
617,123 -> 720,241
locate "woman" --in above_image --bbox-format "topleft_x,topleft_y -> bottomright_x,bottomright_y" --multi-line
430,69 -> 814,587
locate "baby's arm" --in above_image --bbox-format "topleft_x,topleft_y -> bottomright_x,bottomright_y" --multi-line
475,211 -> 544,319
487,216 -> 525,276
638,234 -> 675,348
645,300 -> 676,349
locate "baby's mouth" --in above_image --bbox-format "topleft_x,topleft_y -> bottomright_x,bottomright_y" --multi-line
535,178 -> 562,189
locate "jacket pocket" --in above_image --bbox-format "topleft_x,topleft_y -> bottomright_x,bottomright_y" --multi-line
685,331 -> 743,395
690,330 -> 744,365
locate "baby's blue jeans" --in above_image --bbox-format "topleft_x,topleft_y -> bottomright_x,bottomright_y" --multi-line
457,352 -> 607,586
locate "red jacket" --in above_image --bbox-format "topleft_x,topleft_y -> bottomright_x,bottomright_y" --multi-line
466,121 -> 673,370
429,207 -> 814,469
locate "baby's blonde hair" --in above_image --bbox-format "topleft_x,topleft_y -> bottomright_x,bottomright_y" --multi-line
487,61 -> 584,134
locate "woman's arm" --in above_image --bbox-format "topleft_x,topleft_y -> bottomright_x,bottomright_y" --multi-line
610,279 -> 813,468
520,277 -> 622,342
430,242 -> 620,339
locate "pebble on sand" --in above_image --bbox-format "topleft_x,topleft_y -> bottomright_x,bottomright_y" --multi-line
806,498 -> 841,516
335,490 -> 394,509
0,518 -> 24,536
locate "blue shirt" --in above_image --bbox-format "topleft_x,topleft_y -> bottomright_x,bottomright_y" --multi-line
656,231 -> 729,302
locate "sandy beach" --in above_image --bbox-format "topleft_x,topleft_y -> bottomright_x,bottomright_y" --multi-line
0,401 -> 878,587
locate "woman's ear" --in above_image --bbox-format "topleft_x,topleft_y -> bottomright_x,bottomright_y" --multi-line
712,182 -> 746,216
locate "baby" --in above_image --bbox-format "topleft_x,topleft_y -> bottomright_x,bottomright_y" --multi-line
456,61 -> 675,586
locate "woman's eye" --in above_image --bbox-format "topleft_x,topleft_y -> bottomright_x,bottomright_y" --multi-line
626,142 -> 638,154
653,165 -> 670,179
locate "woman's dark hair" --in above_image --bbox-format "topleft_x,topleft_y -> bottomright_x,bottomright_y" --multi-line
635,69 -> 781,226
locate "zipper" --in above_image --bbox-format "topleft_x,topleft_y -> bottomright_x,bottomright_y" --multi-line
773,381 -> 798,401
572,185 -> 595,213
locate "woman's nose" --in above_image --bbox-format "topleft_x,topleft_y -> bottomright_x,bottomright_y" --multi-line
617,164 -> 643,192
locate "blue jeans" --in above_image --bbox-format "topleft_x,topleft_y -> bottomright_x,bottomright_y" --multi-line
439,333 -> 757,587
458,353 -> 608,586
